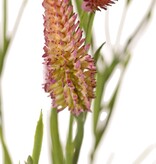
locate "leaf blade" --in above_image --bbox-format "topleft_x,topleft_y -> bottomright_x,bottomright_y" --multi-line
32,111 -> 43,164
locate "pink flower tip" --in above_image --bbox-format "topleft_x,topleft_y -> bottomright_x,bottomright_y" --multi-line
82,0 -> 118,12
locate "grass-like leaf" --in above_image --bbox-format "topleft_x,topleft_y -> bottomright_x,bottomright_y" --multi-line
25,155 -> 33,164
32,111 -> 43,164
94,42 -> 106,64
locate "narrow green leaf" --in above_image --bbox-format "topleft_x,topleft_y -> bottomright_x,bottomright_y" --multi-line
0,127 -> 12,164
25,155 -> 33,164
32,111 -> 43,164
50,109 -> 64,164
94,42 -> 106,64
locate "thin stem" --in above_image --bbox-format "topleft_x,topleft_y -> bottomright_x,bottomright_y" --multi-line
105,11 -> 111,47
91,55 -> 130,164
93,58 -> 119,134
3,0 -> 7,50
115,4 -> 128,51
79,10 -> 85,28
0,82 -> 3,132
72,113 -> 86,164
65,114 -> 74,164
0,0 -> 27,77
123,0 -> 156,53
11,0 -> 28,41
85,13 -> 95,44
50,109 -> 64,164
0,0 -> 7,136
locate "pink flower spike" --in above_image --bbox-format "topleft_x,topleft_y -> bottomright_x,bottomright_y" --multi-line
82,0 -> 118,12
43,0 -> 96,116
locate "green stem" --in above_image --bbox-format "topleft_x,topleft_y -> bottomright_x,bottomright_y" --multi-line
72,113 -> 86,164
0,82 -> 3,131
0,80 -> 12,164
79,10 -> 86,28
65,115 -> 74,164
0,1 -> 12,163
75,0 -> 83,17
50,109 -> 64,164
85,13 -> 95,44
91,57 -> 130,164
3,0 -> 7,50
93,58 -> 119,134
0,0 -> 8,76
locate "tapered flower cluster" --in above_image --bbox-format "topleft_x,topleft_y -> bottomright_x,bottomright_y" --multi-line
82,0 -> 117,12
42,0 -> 96,116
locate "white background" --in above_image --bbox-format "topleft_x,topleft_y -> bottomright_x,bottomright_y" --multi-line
1,0 -> 156,163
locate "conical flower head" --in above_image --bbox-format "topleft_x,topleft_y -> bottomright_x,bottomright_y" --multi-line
82,0 -> 117,12
42,0 -> 96,116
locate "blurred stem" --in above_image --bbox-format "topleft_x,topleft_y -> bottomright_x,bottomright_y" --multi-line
0,0 -> 12,163
11,0 -> 28,41
0,0 -> 9,76
115,3 -> 128,52
0,81 -> 3,132
133,144 -> 156,164
91,54 -> 130,164
3,0 -> 7,50
93,58 -> 119,134
0,0 -> 28,162
123,0 -> 156,53
105,11 -> 111,47
72,113 -> 86,164
50,109 -> 64,164
0,0 -> 27,77
65,115 -> 74,164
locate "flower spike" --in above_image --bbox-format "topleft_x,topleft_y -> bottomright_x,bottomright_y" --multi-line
82,0 -> 118,12
42,0 -> 96,116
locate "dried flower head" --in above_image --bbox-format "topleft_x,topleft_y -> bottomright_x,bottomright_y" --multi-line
82,0 -> 117,12
42,0 -> 96,116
